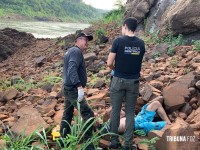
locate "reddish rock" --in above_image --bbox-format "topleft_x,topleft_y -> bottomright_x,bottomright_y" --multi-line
53,109 -> 63,124
150,80 -> 164,90
149,117 -> 198,150
190,107 -> 200,124
0,113 -> 8,120
86,91 -> 108,102
163,72 -> 195,112
11,106 -> 49,136
36,98 -> 57,114
178,112 -> 187,120
186,110 -> 195,123
3,89 -> 18,101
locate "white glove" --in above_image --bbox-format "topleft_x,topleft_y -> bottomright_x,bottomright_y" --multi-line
77,87 -> 84,102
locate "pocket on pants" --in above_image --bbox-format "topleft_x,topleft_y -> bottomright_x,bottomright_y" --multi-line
110,77 -> 121,92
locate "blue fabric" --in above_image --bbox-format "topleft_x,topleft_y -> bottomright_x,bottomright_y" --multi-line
135,104 -> 166,134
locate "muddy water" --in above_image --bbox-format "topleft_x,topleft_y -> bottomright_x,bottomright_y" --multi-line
0,20 -> 90,38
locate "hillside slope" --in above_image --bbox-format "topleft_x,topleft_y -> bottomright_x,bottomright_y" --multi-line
0,0 -> 106,22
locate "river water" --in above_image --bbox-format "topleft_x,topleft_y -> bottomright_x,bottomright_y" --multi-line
0,20 -> 90,38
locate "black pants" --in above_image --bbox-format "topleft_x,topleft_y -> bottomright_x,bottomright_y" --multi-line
60,85 -> 94,140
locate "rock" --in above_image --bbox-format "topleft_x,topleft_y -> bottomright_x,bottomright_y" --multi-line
0,113 -> 8,120
163,72 -> 195,112
140,83 -> 161,102
2,117 -> 15,123
190,121 -> 200,131
180,103 -> 192,116
178,112 -> 187,120
11,106 -> 49,136
149,117 -> 198,150
150,80 -> 164,90
124,0 -> 155,22
86,88 -> 99,97
36,98 -> 57,114
86,91 -> 108,102
195,80 -> 200,89
46,110 -> 55,117
93,79 -> 106,88
83,53 -> 97,61
3,89 -> 18,101
53,109 -> 63,124
35,56 -> 46,67
185,110 -> 195,123
189,97 -> 198,105
162,0 -> 200,35
190,107 -> 200,124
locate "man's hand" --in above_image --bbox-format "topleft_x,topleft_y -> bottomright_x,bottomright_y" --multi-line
77,86 -> 84,102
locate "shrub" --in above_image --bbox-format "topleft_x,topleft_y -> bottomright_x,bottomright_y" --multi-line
193,40 -> 200,51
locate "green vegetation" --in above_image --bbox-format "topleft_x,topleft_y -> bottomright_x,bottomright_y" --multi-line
138,137 -> 160,150
102,0 -> 125,25
0,78 -> 36,92
145,28 -> 185,57
134,130 -> 159,150
0,0 -> 106,22
170,57 -> 178,67
0,76 -> 62,92
153,52 -> 161,59
193,40 -> 200,51
1,103 -> 114,149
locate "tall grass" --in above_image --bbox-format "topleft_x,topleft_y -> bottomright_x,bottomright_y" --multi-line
57,103 -> 116,149
1,103 -> 116,149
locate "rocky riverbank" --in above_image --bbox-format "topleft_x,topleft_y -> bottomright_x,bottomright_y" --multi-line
0,21 -> 199,149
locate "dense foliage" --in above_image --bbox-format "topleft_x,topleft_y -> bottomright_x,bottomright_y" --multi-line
0,0 -> 106,22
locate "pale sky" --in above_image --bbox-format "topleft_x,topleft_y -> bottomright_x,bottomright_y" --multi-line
83,0 -> 126,10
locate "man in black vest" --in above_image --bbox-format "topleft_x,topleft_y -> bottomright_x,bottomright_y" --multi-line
107,17 -> 145,150
60,32 -> 95,150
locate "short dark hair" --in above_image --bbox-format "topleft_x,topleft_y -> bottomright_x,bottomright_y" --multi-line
123,17 -> 138,32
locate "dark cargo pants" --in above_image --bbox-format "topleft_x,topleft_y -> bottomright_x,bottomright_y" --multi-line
60,85 -> 94,140
110,76 -> 139,147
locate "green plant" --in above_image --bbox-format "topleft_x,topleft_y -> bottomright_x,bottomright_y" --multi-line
42,76 -> 63,85
167,46 -> 175,56
163,30 -> 184,47
138,137 -> 160,150
193,40 -> 200,51
170,57 -> 178,67
183,68 -> 191,74
0,78 -> 36,92
95,28 -> 107,38
102,0 -> 125,25
153,52 -> 161,59
134,130 -> 146,136
2,127 -> 40,150
57,103 -> 116,149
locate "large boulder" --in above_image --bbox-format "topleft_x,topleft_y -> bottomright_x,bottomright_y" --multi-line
125,0 -> 200,39
163,72 -> 195,112
161,0 -> 200,35
124,0 -> 156,23
148,117 -> 199,150
11,106 -> 49,136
